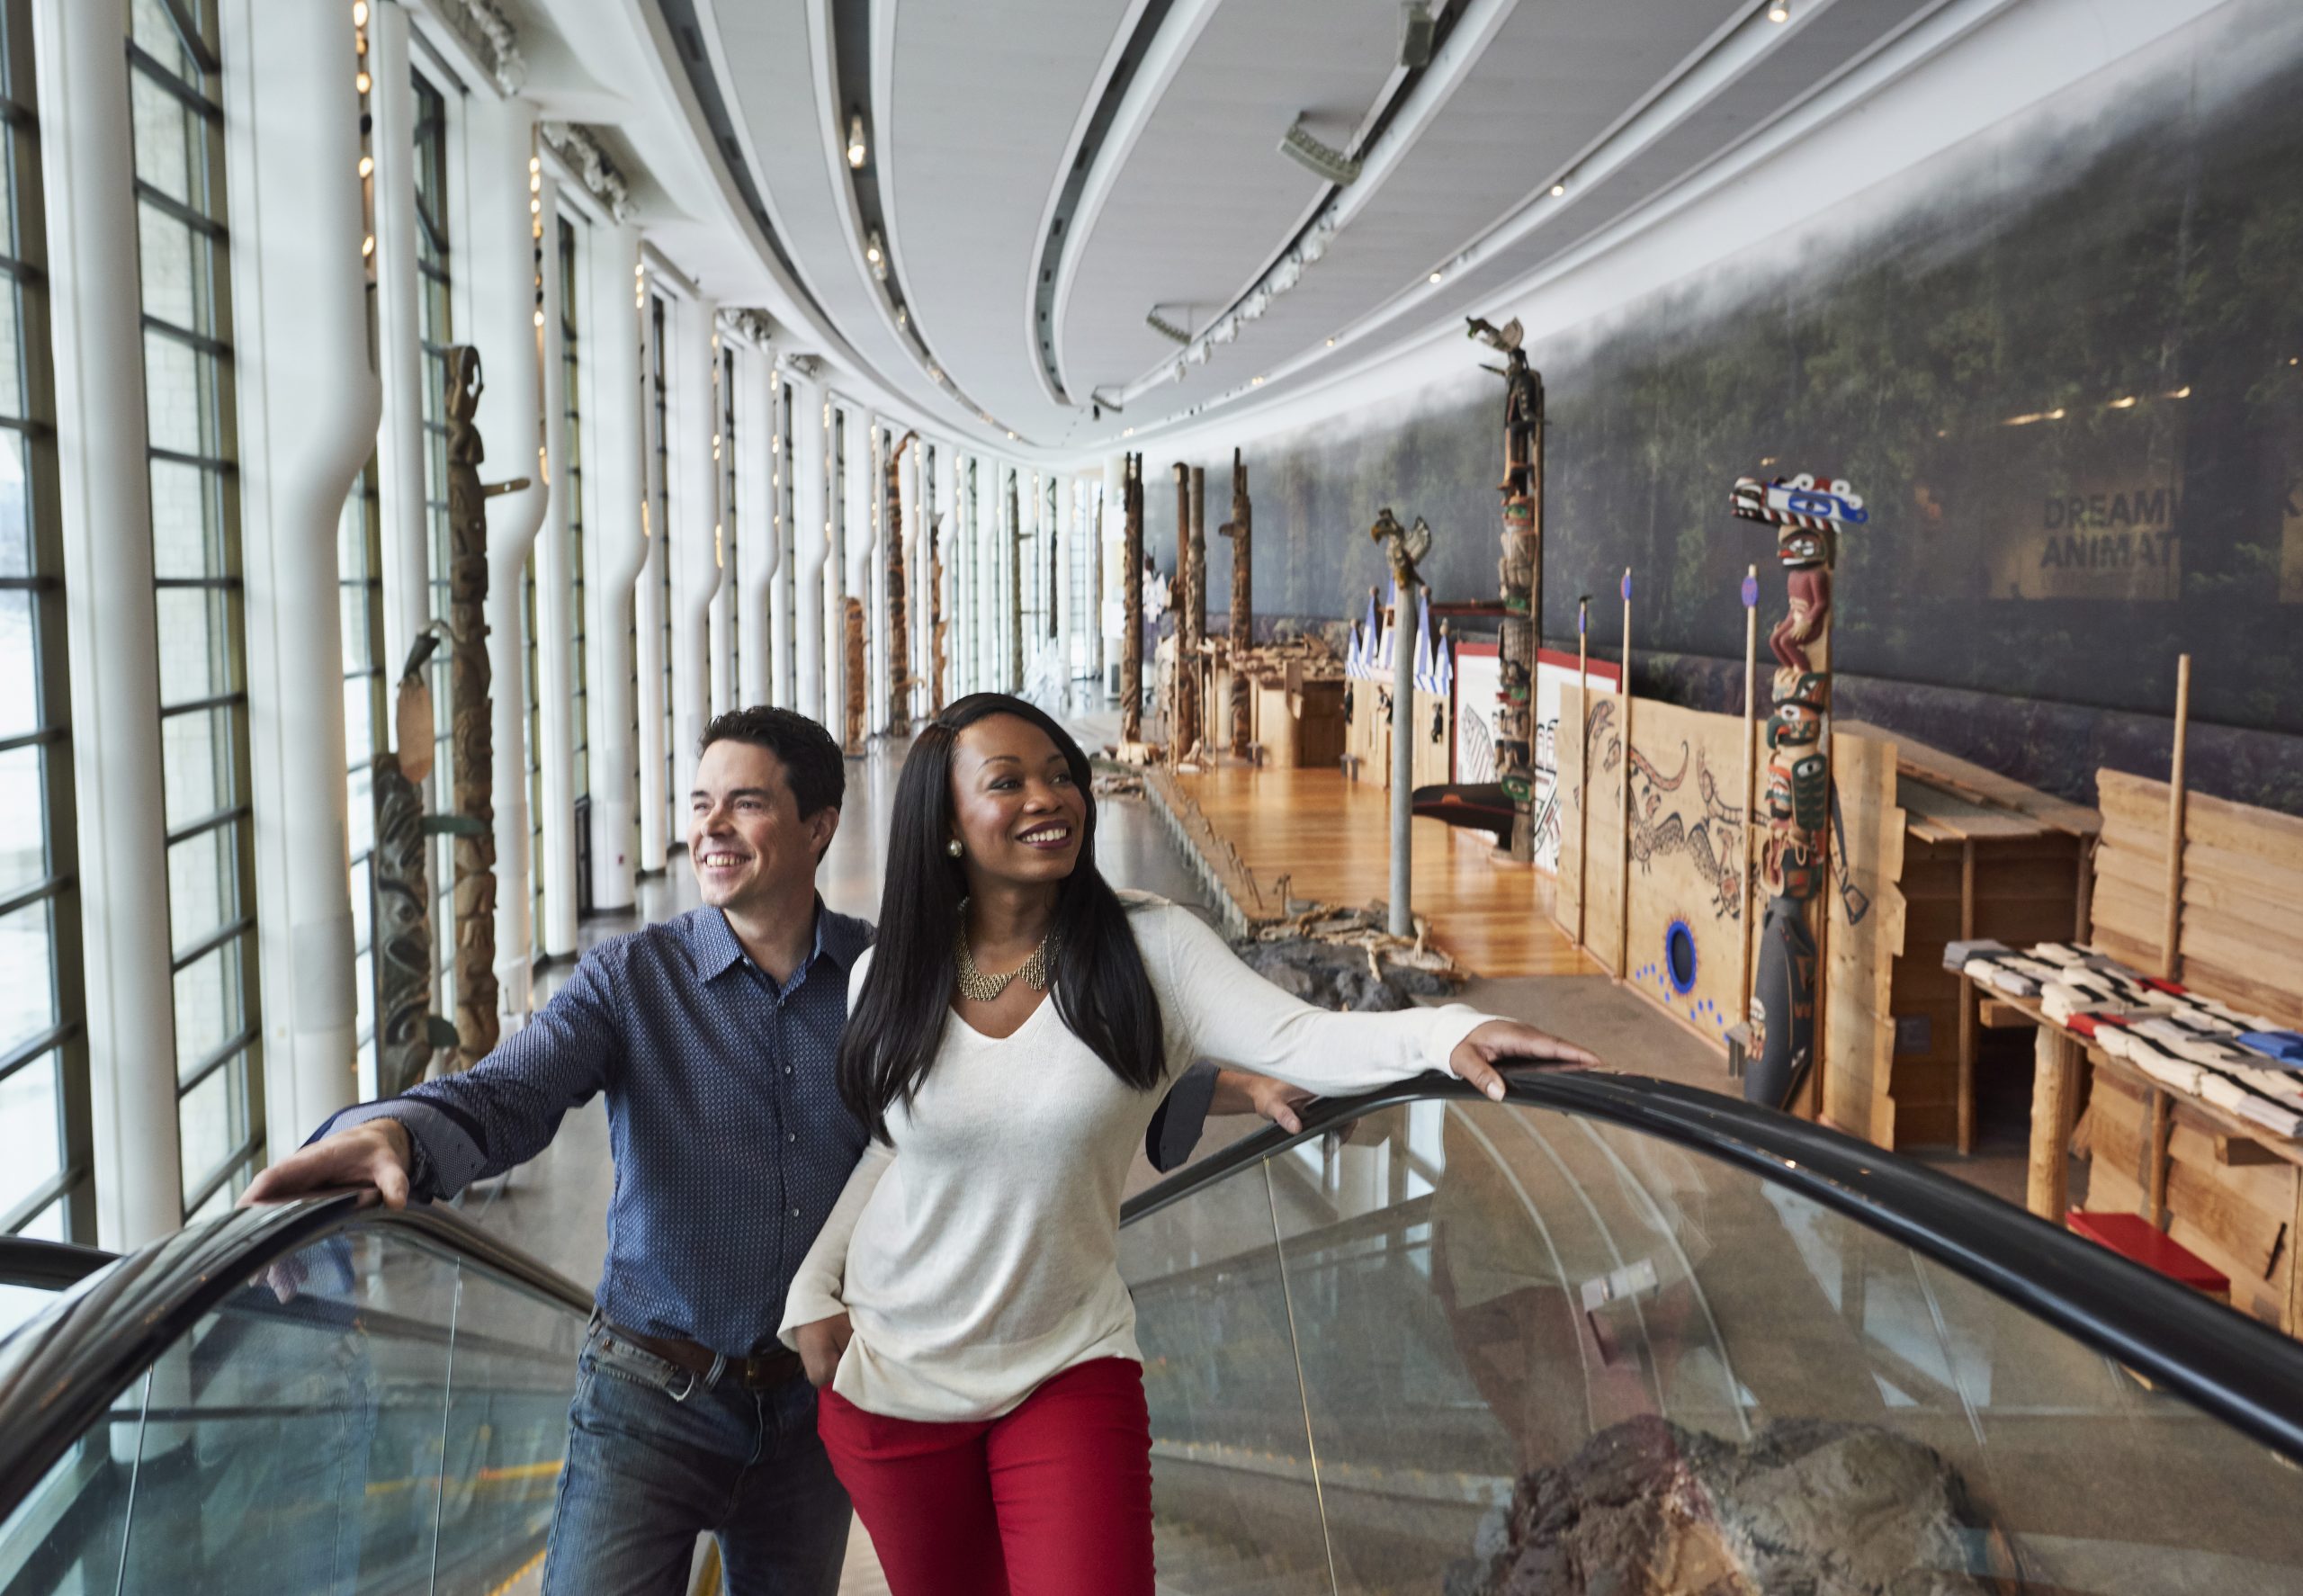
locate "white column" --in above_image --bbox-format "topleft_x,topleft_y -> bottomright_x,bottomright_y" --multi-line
371,3 -> 428,684
898,437 -> 921,722
36,0 -> 180,1246
844,408 -> 878,740
975,458 -> 998,691
790,372 -> 829,728
936,444 -> 958,703
867,420 -> 889,736
1053,471 -> 1073,701
1100,453 -> 1125,693
220,0 -> 379,1154
635,286 -> 668,873
468,96 -> 548,1022
672,298 -> 721,803
737,344 -> 777,711
707,334 -> 731,718
534,187 -> 576,959
584,223 -> 647,910
767,371 -> 793,711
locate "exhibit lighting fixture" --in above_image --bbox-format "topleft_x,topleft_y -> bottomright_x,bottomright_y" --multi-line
1767,0 -> 1789,21
847,112 -> 869,168
2109,395 -> 2137,408
1398,1 -> 1435,67
865,230 -> 888,282
1326,337 -> 1336,346
1429,270 -> 1444,283
359,155 -> 372,176
1279,118 -> 1363,185
1551,180 -> 1568,197
353,1 -> 368,22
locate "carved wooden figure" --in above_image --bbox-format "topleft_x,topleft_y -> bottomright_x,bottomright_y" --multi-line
1729,471 -> 1858,1111
844,596 -> 867,754
1121,453 -> 1144,741
1169,463 -> 1199,758
373,632 -> 443,1098
1217,449 -> 1252,757
444,345 -> 499,1071
1469,315 -> 1543,860
1187,465 -> 1207,755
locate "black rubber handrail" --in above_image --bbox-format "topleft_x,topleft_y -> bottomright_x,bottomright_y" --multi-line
1120,1067 -> 2303,1467
0,1235 -> 116,1293
0,1191 -> 594,1516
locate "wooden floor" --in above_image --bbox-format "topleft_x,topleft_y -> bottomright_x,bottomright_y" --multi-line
1172,765 -> 1602,979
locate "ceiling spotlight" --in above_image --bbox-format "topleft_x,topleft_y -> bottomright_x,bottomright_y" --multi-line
1398,1 -> 1435,67
1279,118 -> 1363,185
1767,0 -> 1788,20
1550,180 -> 1567,197
1250,375 -> 1266,386
865,229 -> 888,282
1429,269 -> 1443,284
846,112 -> 868,169
1326,337 -> 1336,346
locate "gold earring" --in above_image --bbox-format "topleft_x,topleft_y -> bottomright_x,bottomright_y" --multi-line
946,838 -> 963,857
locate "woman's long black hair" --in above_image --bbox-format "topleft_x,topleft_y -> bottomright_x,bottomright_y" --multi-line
838,694 -> 1167,1142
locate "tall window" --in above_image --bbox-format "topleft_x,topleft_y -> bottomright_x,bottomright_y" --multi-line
131,0 -> 264,1218
561,219 -> 587,809
650,294 -> 671,848
0,0 -> 90,1242
340,469 -> 383,1093
413,70 -> 455,1001
721,344 -> 736,704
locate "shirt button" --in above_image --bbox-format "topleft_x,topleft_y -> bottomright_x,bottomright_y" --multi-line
786,1132 -> 797,1143
789,1206 -> 801,1217
784,1065 -> 793,1075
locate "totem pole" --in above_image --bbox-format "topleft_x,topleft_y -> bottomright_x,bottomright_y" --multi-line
1468,316 -> 1542,861
844,596 -> 866,753
1217,449 -> 1252,756
928,507 -> 949,715
888,431 -> 915,728
1120,453 -> 1144,742
1187,465 -> 1207,753
444,345 -> 499,1071
1730,471 -> 1861,1112
372,632 -> 467,1096
1372,509 -> 1434,937
1169,463 -> 1199,758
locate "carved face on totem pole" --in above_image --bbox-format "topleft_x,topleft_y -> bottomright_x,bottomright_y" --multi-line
446,346 -> 486,463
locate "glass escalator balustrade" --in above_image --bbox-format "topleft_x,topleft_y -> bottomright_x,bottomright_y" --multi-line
0,1214 -> 586,1596
1121,1094 -> 2303,1596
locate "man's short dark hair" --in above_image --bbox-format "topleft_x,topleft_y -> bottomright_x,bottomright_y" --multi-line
699,706 -> 844,820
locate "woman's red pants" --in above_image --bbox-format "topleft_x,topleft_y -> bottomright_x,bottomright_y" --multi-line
814,1357 -> 1153,1596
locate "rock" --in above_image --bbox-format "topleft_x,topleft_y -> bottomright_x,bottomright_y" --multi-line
1464,1415 -> 1990,1596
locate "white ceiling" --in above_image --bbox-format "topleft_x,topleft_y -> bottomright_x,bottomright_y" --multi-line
640,0 -> 1962,455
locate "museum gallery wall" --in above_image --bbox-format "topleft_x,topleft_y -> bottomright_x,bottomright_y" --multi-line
1156,0 -> 2303,811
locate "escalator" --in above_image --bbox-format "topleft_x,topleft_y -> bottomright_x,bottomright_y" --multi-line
4,1072 -> 2303,1593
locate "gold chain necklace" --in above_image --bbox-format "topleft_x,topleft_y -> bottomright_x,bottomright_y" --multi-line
953,901 -> 1059,1002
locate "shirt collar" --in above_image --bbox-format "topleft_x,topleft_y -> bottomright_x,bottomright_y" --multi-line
693,898 -> 866,985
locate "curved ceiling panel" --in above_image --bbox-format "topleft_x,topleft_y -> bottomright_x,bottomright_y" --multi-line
1071,0 -> 1754,432
700,0 -> 981,432
1055,0 -> 1405,412
883,0 -> 1133,443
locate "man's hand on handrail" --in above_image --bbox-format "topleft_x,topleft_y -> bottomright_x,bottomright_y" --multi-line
240,1119 -> 417,1210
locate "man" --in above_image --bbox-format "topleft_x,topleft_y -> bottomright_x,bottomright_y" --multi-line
247,706 -> 1300,1594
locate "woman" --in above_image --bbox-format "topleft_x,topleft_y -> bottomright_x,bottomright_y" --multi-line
780,694 -> 1596,1595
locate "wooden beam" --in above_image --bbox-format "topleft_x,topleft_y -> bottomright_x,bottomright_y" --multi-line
1958,839 -> 1976,1155
2028,1026 -> 2083,1223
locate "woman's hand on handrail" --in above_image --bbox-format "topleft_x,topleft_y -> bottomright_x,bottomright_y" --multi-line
1450,1020 -> 1602,1101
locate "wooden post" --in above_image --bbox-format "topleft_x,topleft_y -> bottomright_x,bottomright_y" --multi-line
1120,454 -> 1143,742
1738,564 -> 1759,1017
1170,462 -> 1196,758
1958,840 -> 1976,1153
1188,466 -> 1206,756
2027,1025 -> 2082,1223
444,346 -> 498,1071
2162,652 -> 2191,980
1219,449 -> 1252,757
1616,568 -> 1633,980
2145,1089 -> 2172,1228
1575,596 -> 1590,948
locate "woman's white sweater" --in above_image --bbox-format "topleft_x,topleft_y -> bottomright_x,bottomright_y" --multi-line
777,893 -> 1489,1421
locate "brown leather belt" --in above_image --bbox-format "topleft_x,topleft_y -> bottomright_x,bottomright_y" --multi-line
598,1317 -> 804,1394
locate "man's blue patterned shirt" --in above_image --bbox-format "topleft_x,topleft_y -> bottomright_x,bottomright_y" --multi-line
329,903 -> 872,1356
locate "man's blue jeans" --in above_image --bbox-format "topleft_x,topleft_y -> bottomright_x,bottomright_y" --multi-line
542,1321 -> 851,1595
